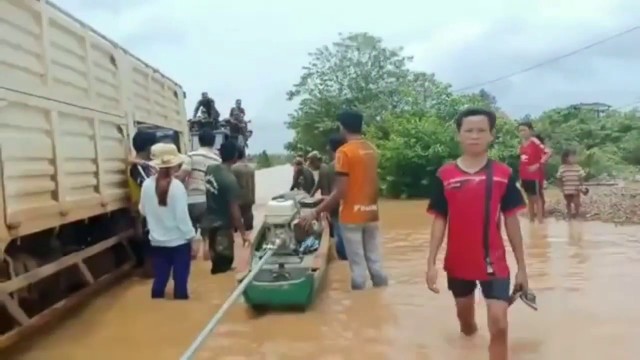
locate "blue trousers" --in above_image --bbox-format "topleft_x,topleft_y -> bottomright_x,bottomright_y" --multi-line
150,242 -> 191,299
331,217 -> 348,261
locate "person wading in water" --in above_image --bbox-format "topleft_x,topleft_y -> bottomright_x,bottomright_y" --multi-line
426,108 -> 530,360
300,110 -> 388,290
202,140 -> 251,274
517,121 -> 551,223
128,130 -> 158,278
321,134 -> 348,260
139,143 -> 195,299
231,146 -> 256,239
290,157 -> 316,194
175,129 -> 221,260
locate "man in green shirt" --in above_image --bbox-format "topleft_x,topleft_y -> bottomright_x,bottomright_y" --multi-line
326,134 -> 348,260
290,157 -> 316,194
231,147 -> 255,232
202,140 -> 250,274
309,151 -> 331,197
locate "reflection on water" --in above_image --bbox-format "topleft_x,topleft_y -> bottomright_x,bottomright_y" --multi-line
7,200 -> 640,360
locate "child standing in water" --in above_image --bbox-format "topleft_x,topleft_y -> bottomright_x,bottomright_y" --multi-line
518,122 -> 552,223
556,149 -> 585,219
426,108 -> 529,360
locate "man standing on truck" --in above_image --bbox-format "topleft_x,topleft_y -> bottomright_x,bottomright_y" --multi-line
175,129 -> 221,261
201,140 -> 251,274
229,99 -> 245,118
128,130 -> 158,278
193,92 -> 220,128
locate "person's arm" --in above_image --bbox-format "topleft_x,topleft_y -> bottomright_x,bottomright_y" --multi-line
172,180 -> 196,239
313,150 -> 349,215
555,166 -> 564,189
426,175 -> 448,269
175,155 -> 191,182
138,180 -> 147,216
193,99 -> 203,118
227,179 -> 246,239
501,173 -> 527,271
290,168 -> 301,191
532,137 -> 552,164
578,166 -> 586,187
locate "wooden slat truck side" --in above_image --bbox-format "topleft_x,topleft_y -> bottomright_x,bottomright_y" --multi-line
0,0 -> 189,347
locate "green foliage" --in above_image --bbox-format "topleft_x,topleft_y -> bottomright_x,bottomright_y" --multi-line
531,107 -> 640,180
253,151 -> 293,170
285,32 -> 639,198
255,150 -> 272,169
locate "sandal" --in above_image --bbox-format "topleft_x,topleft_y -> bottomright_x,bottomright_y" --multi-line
509,284 -> 538,311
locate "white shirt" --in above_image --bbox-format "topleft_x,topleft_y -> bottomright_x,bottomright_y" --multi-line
139,176 -> 195,247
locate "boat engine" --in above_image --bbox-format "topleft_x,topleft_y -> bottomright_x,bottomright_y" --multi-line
263,192 -> 322,255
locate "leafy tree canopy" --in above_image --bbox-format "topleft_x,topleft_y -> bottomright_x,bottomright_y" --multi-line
285,32 -> 640,198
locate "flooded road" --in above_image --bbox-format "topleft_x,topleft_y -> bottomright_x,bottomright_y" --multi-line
8,165 -> 640,359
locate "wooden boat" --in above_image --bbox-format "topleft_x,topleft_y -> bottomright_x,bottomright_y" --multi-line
237,191 -> 332,311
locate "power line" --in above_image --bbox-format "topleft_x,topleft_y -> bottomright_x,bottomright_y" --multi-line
452,25 -> 640,93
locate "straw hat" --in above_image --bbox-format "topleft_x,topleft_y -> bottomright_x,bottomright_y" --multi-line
150,143 -> 185,168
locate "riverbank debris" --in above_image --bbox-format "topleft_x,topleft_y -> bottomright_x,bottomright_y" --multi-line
546,183 -> 640,225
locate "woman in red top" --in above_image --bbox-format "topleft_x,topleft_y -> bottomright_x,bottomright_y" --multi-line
535,135 -> 547,216
518,122 -> 551,223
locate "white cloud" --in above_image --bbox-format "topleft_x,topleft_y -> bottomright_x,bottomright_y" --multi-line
54,0 -> 640,151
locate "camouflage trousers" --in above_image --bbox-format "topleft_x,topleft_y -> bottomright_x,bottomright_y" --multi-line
207,227 -> 235,274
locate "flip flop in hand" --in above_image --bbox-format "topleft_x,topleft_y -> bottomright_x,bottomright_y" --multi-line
509,284 -> 538,311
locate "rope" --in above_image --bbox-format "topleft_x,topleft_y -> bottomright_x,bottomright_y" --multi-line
179,245 -> 277,360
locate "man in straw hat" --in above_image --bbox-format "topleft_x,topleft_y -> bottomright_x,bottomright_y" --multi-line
139,143 -> 195,299
202,140 -> 251,274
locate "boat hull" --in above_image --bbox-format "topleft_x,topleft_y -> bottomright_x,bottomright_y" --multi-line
239,219 -> 331,310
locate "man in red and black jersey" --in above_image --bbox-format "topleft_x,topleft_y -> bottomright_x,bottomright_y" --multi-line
426,108 -> 529,360
518,122 -> 551,223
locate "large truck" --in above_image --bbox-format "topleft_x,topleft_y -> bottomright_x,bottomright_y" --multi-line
0,0 -> 189,347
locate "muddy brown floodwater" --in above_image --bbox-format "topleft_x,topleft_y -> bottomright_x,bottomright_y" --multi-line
7,165 -> 640,359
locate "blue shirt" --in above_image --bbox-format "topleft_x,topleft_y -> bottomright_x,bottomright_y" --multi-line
139,176 -> 195,247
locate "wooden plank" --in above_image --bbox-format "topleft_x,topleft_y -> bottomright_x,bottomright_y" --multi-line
76,260 -> 95,284
49,111 -> 67,214
0,261 -> 133,350
83,30 -> 96,101
0,145 -> 12,247
0,292 -> 29,325
93,118 -> 104,199
0,230 -> 133,293
37,0 -> 52,87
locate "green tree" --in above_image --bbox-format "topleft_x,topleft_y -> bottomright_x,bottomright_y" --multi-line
256,150 -> 273,169
285,32 -> 639,198
285,32 -> 456,153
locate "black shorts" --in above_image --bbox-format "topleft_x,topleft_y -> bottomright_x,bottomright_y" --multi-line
520,179 -> 540,196
235,204 -> 254,232
447,277 -> 510,302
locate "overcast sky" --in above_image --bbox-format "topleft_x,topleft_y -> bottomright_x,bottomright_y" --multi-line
55,0 -> 640,152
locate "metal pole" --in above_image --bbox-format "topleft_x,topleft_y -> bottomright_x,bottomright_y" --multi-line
179,247 -> 276,360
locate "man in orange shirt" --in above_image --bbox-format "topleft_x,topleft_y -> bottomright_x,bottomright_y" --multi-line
300,110 -> 388,290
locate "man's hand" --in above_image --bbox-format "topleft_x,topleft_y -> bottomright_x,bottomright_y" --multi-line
426,266 -> 439,294
527,164 -> 540,172
514,268 -> 529,292
298,210 -> 318,228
